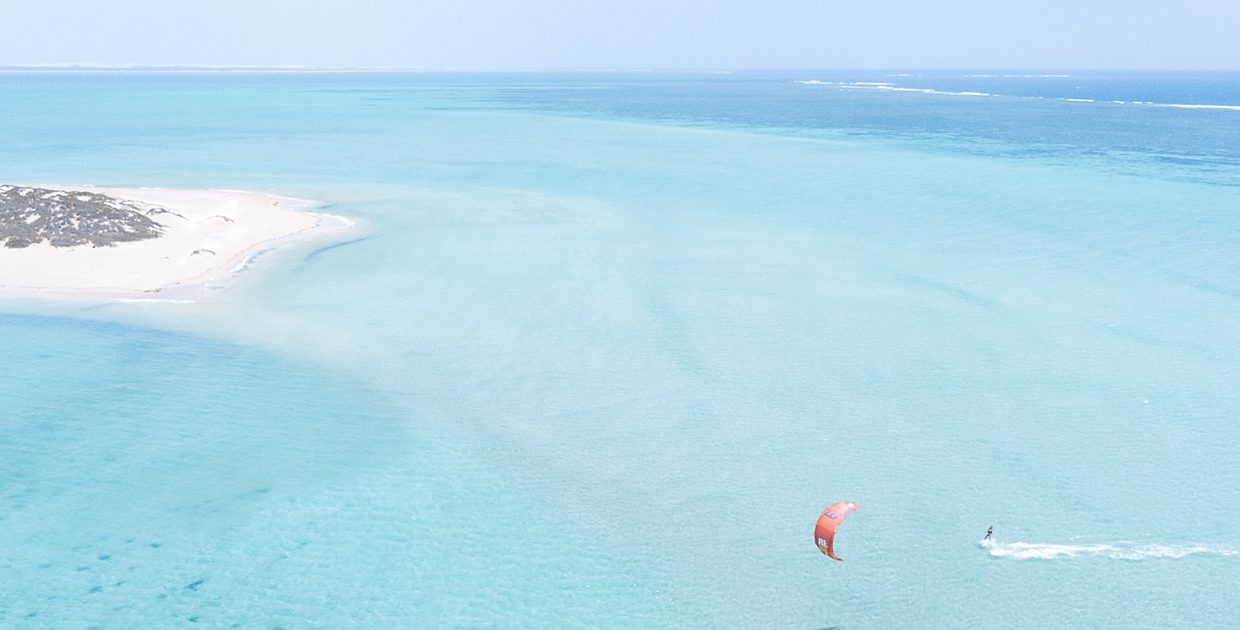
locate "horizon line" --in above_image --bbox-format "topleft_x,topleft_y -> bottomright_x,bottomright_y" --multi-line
2,63 -> 1239,74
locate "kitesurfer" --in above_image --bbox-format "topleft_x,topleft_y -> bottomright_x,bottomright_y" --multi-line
985,526 -> 993,540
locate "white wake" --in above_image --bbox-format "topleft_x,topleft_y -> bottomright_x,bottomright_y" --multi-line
980,538 -> 1239,560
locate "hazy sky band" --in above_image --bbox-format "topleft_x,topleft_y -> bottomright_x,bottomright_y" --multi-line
3,0 -> 1238,70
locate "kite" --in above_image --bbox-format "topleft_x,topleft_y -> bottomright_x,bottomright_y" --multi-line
814,501 -> 860,561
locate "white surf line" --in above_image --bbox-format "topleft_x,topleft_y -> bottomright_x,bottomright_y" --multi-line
795,80 -> 1240,112
980,539 -> 1240,560
1147,103 -> 1240,111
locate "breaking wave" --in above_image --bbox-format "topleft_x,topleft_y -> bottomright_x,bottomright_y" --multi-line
794,80 -> 990,97
964,73 -> 1071,78
796,80 -> 1240,111
1149,103 -> 1240,112
980,539 -> 1240,560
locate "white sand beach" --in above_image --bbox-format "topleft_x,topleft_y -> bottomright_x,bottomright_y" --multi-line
0,186 -> 330,297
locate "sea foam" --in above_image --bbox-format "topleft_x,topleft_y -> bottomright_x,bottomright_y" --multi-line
796,80 -> 1239,111
981,539 -> 1239,560
1149,103 -> 1240,111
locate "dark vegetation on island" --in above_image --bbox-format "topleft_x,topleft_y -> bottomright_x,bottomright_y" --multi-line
0,185 -> 166,248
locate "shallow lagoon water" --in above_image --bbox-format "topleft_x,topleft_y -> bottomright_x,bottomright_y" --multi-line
1,72 -> 1238,627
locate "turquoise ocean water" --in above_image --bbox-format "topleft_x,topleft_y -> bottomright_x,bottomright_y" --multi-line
1,71 -> 1238,628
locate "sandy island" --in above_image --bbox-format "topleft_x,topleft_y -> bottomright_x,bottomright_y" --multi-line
0,185 -> 340,297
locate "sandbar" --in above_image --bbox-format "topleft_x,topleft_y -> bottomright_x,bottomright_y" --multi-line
0,185 -> 339,298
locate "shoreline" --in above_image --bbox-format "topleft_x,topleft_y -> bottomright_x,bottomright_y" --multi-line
0,185 -> 352,300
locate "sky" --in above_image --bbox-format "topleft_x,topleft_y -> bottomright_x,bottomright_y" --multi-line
2,0 -> 1238,70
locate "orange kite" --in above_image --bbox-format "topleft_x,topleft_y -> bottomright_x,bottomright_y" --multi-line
814,501 -> 860,561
